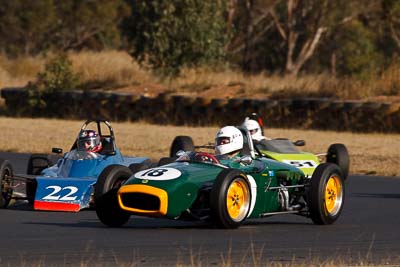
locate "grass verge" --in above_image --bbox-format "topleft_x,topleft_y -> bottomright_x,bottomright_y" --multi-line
0,117 -> 398,176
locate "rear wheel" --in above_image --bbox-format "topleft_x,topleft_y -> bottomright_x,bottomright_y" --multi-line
95,165 -> 132,227
308,163 -> 344,225
157,157 -> 176,166
326,144 -> 349,180
170,136 -> 194,157
0,159 -> 13,208
210,169 -> 251,229
129,159 -> 152,174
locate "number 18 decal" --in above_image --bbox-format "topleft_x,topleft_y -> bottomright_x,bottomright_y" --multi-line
134,167 -> 181,180
42,185 -> 78,201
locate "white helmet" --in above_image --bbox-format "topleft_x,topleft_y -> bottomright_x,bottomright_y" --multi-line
242,118 -> 263,141
215,126 -> 243,156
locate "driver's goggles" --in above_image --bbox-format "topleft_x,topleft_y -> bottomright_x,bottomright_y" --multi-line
249,129 -> 258,135
216,137 -> 230,145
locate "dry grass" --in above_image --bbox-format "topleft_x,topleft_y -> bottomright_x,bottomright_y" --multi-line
0,117 -> 398,177
0,54 -> 44,88
69,50 -> 156,89
170,66 -> 328,96
1,50 -> 400,101
0,50 -> 158,91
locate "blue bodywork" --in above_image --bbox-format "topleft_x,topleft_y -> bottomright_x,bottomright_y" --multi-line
30,119 -> 150,212
34,149 -> 149,212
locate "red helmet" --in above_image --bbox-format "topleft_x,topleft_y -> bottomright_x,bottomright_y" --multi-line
77,130 -> 102,153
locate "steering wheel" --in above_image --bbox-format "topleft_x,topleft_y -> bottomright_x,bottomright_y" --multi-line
194,152 -> 220,164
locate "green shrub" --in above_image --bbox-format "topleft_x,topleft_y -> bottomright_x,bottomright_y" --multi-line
26,54 -> 80,112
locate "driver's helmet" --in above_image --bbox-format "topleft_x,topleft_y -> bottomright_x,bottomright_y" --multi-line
215,126 -> 243,156
77,130 -> 102,153
241,118 -> 263,141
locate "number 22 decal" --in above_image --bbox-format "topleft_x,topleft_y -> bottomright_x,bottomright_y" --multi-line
42,186 -> 78,201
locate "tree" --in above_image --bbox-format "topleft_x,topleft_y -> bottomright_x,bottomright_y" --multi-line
268,0 -> 380,75
226,0 -> 378,75
0,0 -> 130,56
52,0 -> 130,51
0,0 -> 57,56
124,0 -> 230,76
331,21 -> 383,77
381,0 -> 400,54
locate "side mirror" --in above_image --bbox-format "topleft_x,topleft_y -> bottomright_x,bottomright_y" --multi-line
52,147 -> 63,154
293,140 -> 305,146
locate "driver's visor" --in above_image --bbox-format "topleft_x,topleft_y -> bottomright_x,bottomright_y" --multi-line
216,137 -> 231,146
77,138 -> 97,150
249,129 -> 258,135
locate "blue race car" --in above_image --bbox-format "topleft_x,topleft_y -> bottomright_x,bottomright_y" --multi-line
0,120 -> 151,212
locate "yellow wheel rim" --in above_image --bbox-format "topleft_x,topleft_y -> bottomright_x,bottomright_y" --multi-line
324,175 -> 343,215
226,178 -> 250,222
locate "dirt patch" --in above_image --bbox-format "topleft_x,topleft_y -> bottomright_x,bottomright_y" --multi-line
109,83 -> 400,103
112,83 -> 168,98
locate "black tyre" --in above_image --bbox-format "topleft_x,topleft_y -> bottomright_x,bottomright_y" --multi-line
0,159 -> 13,208
129,159 -> 152,174
95,165 -> 132,227
308,163 -> 344,225
326,144 -> 349,180
169,136 -> 195,157
27,154 -> 61,175
210,169 -> 251,229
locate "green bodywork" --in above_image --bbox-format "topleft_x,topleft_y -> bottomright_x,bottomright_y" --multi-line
122,153 -> 305,219
261,151 -> 320,177
254,139 -> 321,177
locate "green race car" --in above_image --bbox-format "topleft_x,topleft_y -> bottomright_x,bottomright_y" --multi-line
95,127 -> 345,229
169,135 -> 349,180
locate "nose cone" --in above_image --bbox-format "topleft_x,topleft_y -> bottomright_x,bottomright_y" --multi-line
118,184 -> 168,216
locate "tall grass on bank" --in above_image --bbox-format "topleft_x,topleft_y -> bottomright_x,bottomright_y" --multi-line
0,54 -> 44,88
0,117 -> 399,176
68,50 -> 156,90
1,50 -> 400,100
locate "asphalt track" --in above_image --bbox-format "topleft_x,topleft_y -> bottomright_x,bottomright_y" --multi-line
1,152 -> 400,266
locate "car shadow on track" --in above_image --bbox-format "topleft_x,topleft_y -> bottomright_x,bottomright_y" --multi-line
22,216 -> 312,230
7,202 -> 33,210
352,193 -> 400,199
23,219 -> 212,229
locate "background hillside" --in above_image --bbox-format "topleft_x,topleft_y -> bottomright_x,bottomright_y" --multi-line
0,0 -> 399,102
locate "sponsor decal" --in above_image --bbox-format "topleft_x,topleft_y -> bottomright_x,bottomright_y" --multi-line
134,167 -> 181,180
282,160 -> 317,168
42,185 -> 79,201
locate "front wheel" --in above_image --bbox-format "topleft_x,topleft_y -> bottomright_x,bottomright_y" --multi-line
0,159 -> 13,208
308,163 -> 344,225
210,169 -> 251,229
95,165 -> 132,227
